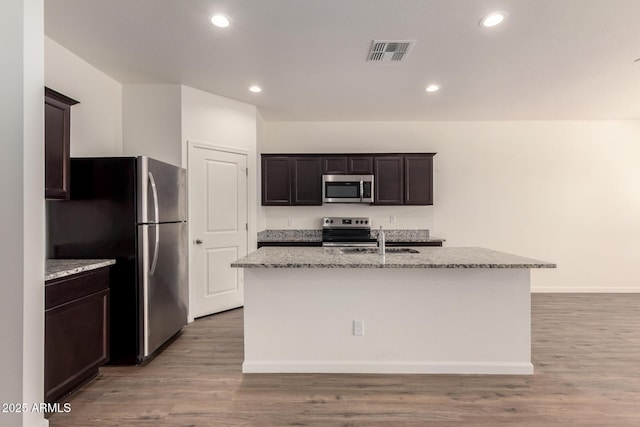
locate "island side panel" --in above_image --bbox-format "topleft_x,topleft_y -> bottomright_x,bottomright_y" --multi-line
243,268 -> 532,375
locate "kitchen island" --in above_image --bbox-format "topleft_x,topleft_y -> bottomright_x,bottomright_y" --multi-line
231,247 -> 555,375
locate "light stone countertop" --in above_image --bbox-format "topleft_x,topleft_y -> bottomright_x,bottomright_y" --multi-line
45,259 -> 116,281
231,247 -> 556,269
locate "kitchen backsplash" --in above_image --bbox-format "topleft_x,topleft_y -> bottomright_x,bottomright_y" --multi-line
262,205 -> 435,230
258,229 -> 439,243
258,230 -> 322,242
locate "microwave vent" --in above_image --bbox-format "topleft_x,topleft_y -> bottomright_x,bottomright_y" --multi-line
367,40 -> 416,63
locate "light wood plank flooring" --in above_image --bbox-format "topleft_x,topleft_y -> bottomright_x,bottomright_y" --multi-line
49,294 -> 640,426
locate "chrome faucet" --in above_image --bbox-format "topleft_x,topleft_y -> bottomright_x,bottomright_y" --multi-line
378,226 -> 385,255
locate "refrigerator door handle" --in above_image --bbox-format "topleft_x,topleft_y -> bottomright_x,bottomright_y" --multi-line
148,172 -> 160,275
150,225 -> 159,275
148,171 -> 160,223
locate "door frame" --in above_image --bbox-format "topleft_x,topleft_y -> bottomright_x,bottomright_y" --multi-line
186,140 -> 250,322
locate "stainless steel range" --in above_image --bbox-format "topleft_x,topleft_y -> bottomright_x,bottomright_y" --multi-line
322,217 -> 376,247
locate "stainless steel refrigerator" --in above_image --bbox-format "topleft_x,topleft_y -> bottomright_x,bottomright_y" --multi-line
47,156 -> 188,364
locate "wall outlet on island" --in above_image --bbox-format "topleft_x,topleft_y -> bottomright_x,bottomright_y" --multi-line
353,320 -> 364,336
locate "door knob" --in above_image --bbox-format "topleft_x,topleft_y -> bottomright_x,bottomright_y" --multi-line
195,239 -> 203,244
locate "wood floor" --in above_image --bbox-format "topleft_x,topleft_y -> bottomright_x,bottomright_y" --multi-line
48,294 -> 640,426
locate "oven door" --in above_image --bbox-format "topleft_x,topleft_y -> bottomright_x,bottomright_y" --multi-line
322,228 -> 376,247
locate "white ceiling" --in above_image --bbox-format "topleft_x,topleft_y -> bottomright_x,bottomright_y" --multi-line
45,0 -> 640,121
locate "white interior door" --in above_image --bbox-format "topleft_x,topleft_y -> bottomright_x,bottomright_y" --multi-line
189,143 -> 248,318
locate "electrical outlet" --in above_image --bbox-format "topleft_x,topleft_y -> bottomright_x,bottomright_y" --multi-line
288,219 -> 294,227
389,215 -> 396,224
353,320 -> 364,336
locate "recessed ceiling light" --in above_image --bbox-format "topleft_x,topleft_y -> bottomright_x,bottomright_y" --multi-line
480,12 -> 507,28
425,84 -> 440,93
211,14 -> 230,28
249,85 -> 262,93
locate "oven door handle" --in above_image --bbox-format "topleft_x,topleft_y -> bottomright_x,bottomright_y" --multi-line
360,180 -> 364,202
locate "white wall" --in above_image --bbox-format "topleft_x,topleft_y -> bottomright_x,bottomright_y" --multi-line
122,84 -> 182,166
45,37 -> 122,156
0,0 -> 47,426
256,111 -> 267,231
264,120 -> 640,292
181,85 -> 259,250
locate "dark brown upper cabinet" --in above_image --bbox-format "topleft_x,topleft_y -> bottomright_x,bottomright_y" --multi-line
262,155 -> 322,206
349,156 -> 374,174
404,154 -> 434,205
322,156 -> 348,174
291,157 -> 322,205
45,87 -> 79,199
322,155 -> 373,174
263,153 -> 434,206
373,156 -> 404,205
262,156 -> 291,205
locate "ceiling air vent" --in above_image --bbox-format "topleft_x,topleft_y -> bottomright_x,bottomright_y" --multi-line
367,40 -> 416,63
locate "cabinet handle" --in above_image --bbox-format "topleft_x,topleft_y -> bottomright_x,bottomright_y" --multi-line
195,239 -> 203,245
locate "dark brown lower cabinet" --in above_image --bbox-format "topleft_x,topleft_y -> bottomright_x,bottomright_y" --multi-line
45,267 -> 110,403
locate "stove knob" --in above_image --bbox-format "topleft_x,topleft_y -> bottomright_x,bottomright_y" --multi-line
330,219 -> 334,224
364,220 -> 368,224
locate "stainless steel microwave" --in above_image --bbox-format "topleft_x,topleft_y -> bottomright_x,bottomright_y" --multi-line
322,174 -> 374,203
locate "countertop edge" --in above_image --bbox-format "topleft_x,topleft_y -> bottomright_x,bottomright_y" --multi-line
230,246 -> 556,269
45,259 -> 116,282
257,238 -> 447,243
231,263 -> 557,269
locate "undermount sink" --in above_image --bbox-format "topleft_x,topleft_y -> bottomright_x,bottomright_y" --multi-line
337,247 -> 420,254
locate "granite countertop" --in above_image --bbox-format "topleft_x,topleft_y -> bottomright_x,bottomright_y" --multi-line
45,259 -> 116,281
258,230 -> 322,242
257,229 -> 445,243
231,247 -> 556,269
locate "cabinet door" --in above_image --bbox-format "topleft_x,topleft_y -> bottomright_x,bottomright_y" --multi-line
322,156 -> 348,174
374,156 -> 404,205
45,88 -> 78,200
45,289 -> 109,403
322,156 -> 373,174
404,155 -> 434,205
44,97 -> 71,199
348,156 -> 373,174
262,156 -> 291,205
291,157 -> 322,205
45,266 -> 110,404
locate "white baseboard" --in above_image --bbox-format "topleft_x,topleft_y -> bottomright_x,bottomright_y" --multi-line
532,287 -> 640,293
243,361 -> 534,375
